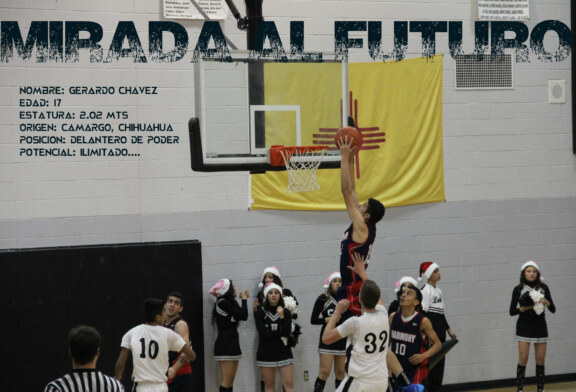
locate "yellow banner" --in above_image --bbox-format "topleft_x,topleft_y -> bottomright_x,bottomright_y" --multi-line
251,56 -> 445,210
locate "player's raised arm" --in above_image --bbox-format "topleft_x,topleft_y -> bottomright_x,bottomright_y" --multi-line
348,252 -> 369,281
339,137 -> 368,242
322,299 -> 349,345
348,253 -> 384,305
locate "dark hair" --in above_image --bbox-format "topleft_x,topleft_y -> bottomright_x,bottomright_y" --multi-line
257,279 -> 284,307
144,298 -> 166,322
324,277 -> 340,300
395,281 -> 415,300
167,291 -> 183,305
359,279 -> 380,309
324,284 -> 337,298
518,267 -> 543,289
367,198 -> 385,225
263,287 -> 285,312
211,280 -> 238,326
69,325 -> 101,365
261,274 -> 283,288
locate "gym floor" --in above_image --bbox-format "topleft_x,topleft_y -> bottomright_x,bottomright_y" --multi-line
468,381 -> 575,391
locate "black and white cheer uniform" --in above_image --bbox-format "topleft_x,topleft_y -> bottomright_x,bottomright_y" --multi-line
255,306 -> 293,367
310,293 -> 346,355
213,297 -> 248,360
509,283 -> 556,342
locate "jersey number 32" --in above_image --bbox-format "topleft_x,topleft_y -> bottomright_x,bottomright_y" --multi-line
364,330 -> 388,354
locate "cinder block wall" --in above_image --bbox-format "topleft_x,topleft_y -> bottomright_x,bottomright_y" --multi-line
1,199 -> 574,391
1,0 -> 575,391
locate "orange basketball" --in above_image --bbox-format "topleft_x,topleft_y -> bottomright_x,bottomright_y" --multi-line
334,126 -> 362,148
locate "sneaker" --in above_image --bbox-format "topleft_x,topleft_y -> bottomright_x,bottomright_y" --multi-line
396,384 -> 425,392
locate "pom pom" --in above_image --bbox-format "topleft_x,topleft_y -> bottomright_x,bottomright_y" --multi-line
287,323 -> 302,347
283,295 -> 298,315
529,291 -> 545,315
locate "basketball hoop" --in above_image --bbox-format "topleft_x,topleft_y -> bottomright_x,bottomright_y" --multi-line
269,145 -> 328,192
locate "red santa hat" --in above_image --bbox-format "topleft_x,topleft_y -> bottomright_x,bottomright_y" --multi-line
418,261 -> 439,285
258,266 -> 281,289
323,272 -> 341,289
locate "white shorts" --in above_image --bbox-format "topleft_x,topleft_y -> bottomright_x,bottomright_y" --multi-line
336,375 -> 388,392
134,382 -> 168,392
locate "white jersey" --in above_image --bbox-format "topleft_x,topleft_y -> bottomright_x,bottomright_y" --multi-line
120,324 -> 185,384
421,284 -> 445,315
337,304 -> 389,384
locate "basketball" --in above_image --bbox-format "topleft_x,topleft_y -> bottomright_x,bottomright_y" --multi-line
334,126 -> 362,148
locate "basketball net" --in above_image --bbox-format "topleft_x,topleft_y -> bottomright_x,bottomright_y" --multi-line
278,147 -> 327,192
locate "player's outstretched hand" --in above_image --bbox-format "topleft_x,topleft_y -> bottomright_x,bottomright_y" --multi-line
347,252 -> 368,281
338,136 -> 358,159
395,384 -> 424,392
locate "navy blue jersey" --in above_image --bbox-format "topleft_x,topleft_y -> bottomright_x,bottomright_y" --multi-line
337,223 -> 376,316
164,315 -> 192,377
390,311 -> 429,384
339,223 -> 376,287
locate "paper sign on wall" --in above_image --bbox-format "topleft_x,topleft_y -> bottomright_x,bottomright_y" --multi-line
478,0 -> 529,21
163,0 -> 229,20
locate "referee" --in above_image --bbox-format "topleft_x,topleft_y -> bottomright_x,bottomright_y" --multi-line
44,325 -> 124,392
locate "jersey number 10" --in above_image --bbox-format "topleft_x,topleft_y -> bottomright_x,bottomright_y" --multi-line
139,338 -> 160,359
393,342 -> 406,356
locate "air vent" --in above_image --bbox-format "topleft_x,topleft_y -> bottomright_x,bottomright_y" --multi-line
454,54 -> 514,89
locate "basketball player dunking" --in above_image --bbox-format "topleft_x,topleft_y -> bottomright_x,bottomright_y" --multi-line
336,136 -> 385,319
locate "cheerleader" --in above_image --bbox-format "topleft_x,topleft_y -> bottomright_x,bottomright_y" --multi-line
209,279 -> 249,392
254,266 -> 296,310
254,267 -> 299,392
255,283 -> 295,392
310,272 -> 346,391
509,261 -> 556,392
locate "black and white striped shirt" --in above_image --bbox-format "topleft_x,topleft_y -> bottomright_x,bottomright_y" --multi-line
421,283 -> 451,337
44,369 -> 124,392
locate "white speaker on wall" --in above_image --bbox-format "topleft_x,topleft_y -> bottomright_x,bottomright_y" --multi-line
548,80 -> 566,104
